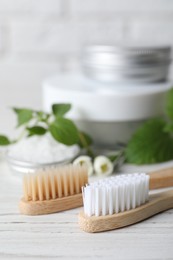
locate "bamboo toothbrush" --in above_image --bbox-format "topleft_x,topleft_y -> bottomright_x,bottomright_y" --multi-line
79,169 -> 173,233
147,167 -> 173,189
19,164 -> 88,215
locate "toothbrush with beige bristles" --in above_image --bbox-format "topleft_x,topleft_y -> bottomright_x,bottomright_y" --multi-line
79,168 -> 173,233
19,164 -> 88,215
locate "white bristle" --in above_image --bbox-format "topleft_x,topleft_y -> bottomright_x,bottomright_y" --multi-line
95,187 -> 100,217
23,164 -> 88,201
101,187 -> 107,216
82,173 -> 150,217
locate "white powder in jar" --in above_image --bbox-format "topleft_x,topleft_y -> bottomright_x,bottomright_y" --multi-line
8,134 -> 80,164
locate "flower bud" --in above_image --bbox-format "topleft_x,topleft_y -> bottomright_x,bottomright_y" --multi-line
73,155 -> 93,176
94,155 -> 113,176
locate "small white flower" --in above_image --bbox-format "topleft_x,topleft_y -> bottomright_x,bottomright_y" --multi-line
73,155 -> 93,176
94,155 -> 114,176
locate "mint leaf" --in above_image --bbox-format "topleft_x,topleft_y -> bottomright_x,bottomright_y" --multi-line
49,118 -> 79,146
125,118 -> 173,164
27,126 -> 47,136
0,135 -> 11,145
52,104 -> 71,117
78,131 -> 93,148
163,122 -> 173,133
165,88 -> 173,120
13,108 -> 33,127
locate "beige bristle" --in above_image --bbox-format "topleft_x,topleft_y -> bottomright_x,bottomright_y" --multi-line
23,175 -> 28,201
62,169 -> 68,197
37,173 -> 43,201
27,174 -> 32,199
69,167 -> 74,195
56,169 -> 62,198
44,172 -> 50,200
23,164 -> 88,201
48,170 -> 55,199
79,166 -> 86,188
74,167 -> 80,194
31,174 -> 37,201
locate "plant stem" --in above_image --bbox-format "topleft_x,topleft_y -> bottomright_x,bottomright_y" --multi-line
79,132 -> 95,158
13,127 -> 27,144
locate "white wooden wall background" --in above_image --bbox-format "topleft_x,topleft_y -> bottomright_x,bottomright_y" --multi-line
0,0 -> 173,135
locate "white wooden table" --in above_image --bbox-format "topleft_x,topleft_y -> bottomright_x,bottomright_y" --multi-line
0,159 -> 173,260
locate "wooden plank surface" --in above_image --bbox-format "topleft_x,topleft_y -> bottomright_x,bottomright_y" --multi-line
0,160 -> 173,260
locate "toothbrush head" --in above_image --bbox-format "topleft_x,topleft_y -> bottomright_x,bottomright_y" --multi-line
82,173 -> 150,217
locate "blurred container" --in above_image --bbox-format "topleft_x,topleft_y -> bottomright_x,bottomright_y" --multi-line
82,45 -> 172,83
42,73 -> 172,146
6,154 -> 74,177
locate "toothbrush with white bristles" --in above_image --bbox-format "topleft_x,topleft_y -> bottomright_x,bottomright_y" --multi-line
82,174 -> 149,217
79,172 -> 173,233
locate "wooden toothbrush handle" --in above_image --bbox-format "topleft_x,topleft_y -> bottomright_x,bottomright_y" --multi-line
19,193 -> 83,215
79,190 -> 173,233
149,167 -> 173,190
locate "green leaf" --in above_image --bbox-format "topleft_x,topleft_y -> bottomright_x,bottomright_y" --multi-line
125,118 -> 173,165
27,126 -> 47,136
163,122 -> 173,133
165,88 -> 173,120
13,108 -> 33,127
0,135 -> 11,145
52,104 -> 71,117
49,117 -> 79,146
78,131 -> 93,148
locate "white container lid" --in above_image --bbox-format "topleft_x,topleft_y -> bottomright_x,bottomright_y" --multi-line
42,72 -> 172,122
